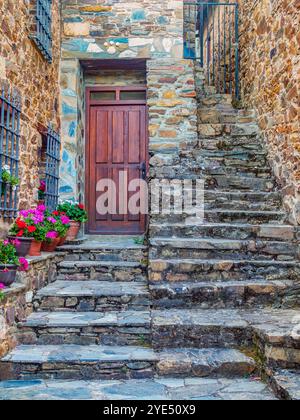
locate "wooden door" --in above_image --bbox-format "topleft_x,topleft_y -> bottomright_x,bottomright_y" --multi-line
86,87 -> 148,234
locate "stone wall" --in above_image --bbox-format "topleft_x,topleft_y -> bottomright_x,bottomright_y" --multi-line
62,0 -> 184,60
238,0 -> 300,224
0,0 -> 61,219
0,253 -> 65,358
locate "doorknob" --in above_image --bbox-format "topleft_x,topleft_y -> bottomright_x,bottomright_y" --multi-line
141,162 -> 147,180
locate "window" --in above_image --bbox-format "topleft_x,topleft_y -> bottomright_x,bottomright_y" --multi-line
0,87 -> 21,219
39,126 -> 61,211
31,0 -> 53,63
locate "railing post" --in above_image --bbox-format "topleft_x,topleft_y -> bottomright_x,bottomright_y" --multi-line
235,3 -> 240,100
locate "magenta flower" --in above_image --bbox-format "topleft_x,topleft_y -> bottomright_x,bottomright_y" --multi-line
19,257 -> 29,272
47,217 -> 57,224
12,239 -> 21,247
0,283 -> 5,290
3,240 -> 10,246
61,215 -> 70,225
37,204 -> 46,213
46,231 -> 58,239
20,210 -> 30,217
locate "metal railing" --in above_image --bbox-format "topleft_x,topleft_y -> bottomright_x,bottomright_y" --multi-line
0,86 -> 21,219
44,126 -> 61,211
32,0 -> 53,63
184,1 -> 240,99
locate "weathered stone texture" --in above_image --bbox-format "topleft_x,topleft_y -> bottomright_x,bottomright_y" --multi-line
0,0 -> 61,218
61,0 -> 184,60
238,0 -> 300,224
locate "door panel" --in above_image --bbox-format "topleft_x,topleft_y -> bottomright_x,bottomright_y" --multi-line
87,104 -> 147,234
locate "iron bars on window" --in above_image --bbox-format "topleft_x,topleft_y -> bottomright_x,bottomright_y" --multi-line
0,87 -> 21,219
184,1 -> 240,99
32,0 -> 53,63
44,126 -> 61,212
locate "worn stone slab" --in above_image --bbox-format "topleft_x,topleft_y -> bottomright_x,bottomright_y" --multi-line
18,311 -> 151,347
149,258 -> 300,283
152,308 -> 300,363
270,370 -> 300,400
149,222 -> 299,242
0,345 -> 256,380
150,280 -> 293,309
33,281 -> 150,312
0,377 -> 276,400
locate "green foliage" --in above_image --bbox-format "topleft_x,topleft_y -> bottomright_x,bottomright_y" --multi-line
0,241 -> 19,266
57,202 -> 88,223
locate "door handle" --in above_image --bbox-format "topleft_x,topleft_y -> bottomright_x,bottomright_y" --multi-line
141,162 -> 147,180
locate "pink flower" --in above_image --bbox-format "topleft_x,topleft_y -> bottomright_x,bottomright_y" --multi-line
61,215 -> 70,225
12,239 -> 21,247
46,231 -> 58,239
47,217 -> 57,224
3,240 -> 10,246
37,204 -> 46,213
19,257 -> 29,272
0,283 -> 5,290
20,210 -> 30,217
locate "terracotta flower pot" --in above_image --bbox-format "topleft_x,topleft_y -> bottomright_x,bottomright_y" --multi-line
0,266 -> 17,286
57,236 -> 67,247
29,240 -> 42,257
66,221 -> 81,241
42,238 -> 60,253
8,236 -> 33,257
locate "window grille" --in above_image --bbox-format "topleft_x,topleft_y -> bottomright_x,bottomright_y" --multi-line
31,0 -> 53,63
44,126 -> 61,211
0,87 -> 21,219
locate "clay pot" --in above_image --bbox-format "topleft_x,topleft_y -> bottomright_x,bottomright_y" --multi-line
66,221 -> 81,241
57,236 -> 67,247
29,240 -> 42,257
0,266 -> 17,286
42,238 -> 60,253
8,236 -> 33,257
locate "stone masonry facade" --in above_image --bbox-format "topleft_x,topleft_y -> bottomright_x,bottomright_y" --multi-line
238,0 -> 300,224
0,0 -> 61,236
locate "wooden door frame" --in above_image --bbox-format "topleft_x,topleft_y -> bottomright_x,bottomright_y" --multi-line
85,85 -> 149,235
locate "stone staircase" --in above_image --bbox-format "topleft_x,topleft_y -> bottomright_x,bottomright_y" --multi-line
0,71 -> 299,399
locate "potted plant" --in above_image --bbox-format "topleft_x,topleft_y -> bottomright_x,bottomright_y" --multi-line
42,211 -> 70,252
0,240 -> 29,286
9,206 -> 47,257
57,202 -> 88,241
1,165 -> 19,196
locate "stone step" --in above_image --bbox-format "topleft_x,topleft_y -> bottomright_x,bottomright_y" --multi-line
0,345 -> 256,381
198,137 -> 265,151
149,258 -> 300,283
198,123 -> 260,138
56,261 -> 147,282
33,281 -> 150,312
149,238 -> 298,261
17,311 -> 151,346
152,308 -> 300,362
59,243 -> 147,263
149,222 -> 299,242
270,370 -> 300,400
151,210 -> 286,225
203,165 -> 272,178
160,190 -> 282,211
198,94 -> 234,107
198,109 -> 256,125
205,175 -> 276,191
150,280 -> 294,309
0,377 -> 276,400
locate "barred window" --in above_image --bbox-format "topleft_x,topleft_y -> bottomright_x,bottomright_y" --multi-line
31,0 -> 53,63
41,126 -> 61,211
0,87 -> 21,219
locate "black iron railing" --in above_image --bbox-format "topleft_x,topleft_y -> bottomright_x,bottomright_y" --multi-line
0,87 -> 21,219
44,126 -> 61,211
184,1 -> 240,99
31,0 -> 53,63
